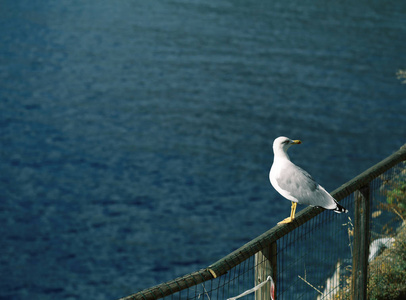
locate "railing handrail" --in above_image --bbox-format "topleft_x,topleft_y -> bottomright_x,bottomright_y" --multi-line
119,144 -> 406,300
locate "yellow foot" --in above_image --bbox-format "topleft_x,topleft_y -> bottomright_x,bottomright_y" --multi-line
278,217 -> 294,224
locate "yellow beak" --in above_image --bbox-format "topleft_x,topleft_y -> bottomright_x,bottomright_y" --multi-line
292,140 -> 302,144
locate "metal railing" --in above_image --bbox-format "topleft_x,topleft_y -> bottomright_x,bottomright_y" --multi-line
119,144 -> 406,300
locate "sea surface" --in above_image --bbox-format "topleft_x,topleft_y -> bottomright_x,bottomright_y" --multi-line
1,1 -> 406,299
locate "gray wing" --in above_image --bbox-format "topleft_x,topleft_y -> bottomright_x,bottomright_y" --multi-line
276,162 -> 336,208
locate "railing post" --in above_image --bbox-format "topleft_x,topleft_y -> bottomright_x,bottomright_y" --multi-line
255,242 -> 277,300
351,185 -> 370,300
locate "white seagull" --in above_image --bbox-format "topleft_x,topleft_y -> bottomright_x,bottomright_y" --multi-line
269,136 -> 347,224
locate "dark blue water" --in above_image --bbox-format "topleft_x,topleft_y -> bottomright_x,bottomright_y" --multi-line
1,1 -> 405,299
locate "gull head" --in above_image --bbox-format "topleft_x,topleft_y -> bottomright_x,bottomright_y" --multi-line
273,136 -> 302,157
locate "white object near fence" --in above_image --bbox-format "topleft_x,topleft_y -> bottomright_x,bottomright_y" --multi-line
227,276 -> 275,300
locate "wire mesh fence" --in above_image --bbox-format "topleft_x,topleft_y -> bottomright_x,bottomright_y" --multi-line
275,194 -> 354,300
119,145 -> 406,300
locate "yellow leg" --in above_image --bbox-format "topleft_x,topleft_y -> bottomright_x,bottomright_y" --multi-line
290,202 -> 297,219
278,202 -> 297,224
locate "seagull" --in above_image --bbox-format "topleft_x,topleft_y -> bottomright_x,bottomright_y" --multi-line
269,136 -> 348,224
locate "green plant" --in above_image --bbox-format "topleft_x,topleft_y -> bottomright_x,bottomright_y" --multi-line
379,164 -> 406,221
367,228 -> 406,300
397,69 -> 406,84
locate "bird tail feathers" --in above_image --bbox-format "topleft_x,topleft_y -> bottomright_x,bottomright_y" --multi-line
333,203 -> 348,213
